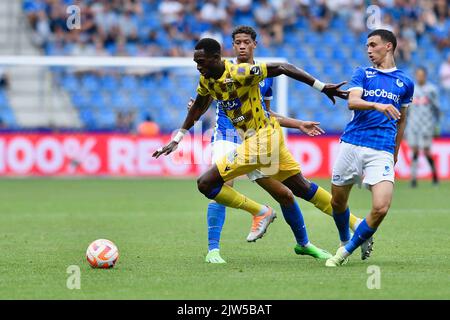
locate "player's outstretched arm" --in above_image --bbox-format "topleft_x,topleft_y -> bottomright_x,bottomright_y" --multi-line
265,62 -> 348,103
269,110 -> 324,136
152,94 -> 212,158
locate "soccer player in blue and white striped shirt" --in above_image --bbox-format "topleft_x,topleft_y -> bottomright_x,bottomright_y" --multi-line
326,29 -> 415,266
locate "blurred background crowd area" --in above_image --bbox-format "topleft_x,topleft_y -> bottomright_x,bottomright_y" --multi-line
0,0 -> 448,134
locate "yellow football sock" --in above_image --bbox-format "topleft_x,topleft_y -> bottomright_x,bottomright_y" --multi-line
214,184 -> 264,216
309,186 -> 360,230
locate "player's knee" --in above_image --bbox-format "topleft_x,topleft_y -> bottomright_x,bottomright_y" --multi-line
331,196 -> 347,213
277,188 -> 295,206
197,176 -> 223,200
284,176 -> 309,198
372,204 -> 390,218
197,176 -> 210,196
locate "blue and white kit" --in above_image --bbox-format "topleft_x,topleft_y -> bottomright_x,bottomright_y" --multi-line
332,66 -> 414,187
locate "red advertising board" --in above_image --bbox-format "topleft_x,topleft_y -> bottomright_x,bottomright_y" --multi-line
0,133 -> 449,179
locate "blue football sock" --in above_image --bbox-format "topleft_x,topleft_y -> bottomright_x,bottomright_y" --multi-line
280,201 -> 309,246
345,219 -> 377,254
303,182 -> 319,201
333,207 -> 351,243
207,202 -> 226,251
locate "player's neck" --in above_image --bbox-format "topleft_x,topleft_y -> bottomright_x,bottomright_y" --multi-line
211,61 -> 226,79
237,58 -> 255,64
373,56 -> 396,70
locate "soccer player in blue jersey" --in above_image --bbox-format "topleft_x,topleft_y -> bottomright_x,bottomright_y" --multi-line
326,29 -> 415,266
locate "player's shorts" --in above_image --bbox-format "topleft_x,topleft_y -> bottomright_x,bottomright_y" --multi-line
331,141 -> 394,188
211,140 -> 265,182
215,120 -> 301,182
406,130 -> 433,149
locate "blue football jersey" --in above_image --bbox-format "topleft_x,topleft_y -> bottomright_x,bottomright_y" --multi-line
341,66 -> 414,154
211,59 -> 274,143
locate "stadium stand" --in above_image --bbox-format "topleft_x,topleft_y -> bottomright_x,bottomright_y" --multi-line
1,0 -> 448,133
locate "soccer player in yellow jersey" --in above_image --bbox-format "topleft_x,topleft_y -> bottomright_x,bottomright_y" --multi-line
154,37 -> 348,260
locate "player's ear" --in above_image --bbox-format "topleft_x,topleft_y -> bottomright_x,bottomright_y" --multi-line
386,42 -> 393,52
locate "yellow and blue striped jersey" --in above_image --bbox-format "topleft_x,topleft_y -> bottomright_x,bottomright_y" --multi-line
197,60 -> 270,134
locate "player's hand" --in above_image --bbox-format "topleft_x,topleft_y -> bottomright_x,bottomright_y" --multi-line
322,81 -> 349,104
152,141 -> 179,159
374,103 -> 401,120
187,97 -> 195,111
297,121 -> 325,136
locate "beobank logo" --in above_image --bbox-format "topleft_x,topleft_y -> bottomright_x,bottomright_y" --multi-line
363,88 -> 400,103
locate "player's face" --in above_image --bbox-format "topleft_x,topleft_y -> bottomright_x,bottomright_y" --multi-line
415,69 -> 426,85
366,35 -> 390,66
193,49 -> 219,79
232,33 -> 256,63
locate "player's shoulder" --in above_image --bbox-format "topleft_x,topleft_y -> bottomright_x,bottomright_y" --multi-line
393,69 -> 414,87
352,66 -> 377,81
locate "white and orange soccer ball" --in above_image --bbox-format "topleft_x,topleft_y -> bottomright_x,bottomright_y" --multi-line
86,239 -> 119,268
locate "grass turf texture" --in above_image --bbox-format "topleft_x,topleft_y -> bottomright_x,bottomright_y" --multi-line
0,178 -> 449,299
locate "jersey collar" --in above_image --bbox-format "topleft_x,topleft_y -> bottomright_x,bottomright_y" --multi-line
370,66 -> 398,73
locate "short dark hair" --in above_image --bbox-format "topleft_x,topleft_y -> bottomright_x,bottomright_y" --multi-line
367,29 -> 397,51
194,38 -> 221,56
232,25 -> 257,41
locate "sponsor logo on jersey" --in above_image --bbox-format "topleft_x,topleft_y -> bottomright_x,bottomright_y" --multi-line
363,88 -> 400,104
217,98 -> 242,111
232,115 -> 245,124
250,66 -> 261,75
366,70 -> 377,78
259,80 -> 265,87
224,78 -> 236,92
396,79 -> 404,87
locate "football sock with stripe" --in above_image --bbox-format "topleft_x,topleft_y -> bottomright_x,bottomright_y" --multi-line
344,219 -> 377,254
280,201 -> 309,246
305,182 -> 360,231
332,207 -> 351,245
207,202 -> 226,251
213,184 -> 267,216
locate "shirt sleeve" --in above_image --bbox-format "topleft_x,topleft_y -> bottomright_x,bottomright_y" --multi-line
348,67 -> 365,91
233,62 -> 268,86
264,78 -> 274,100
196,77 -> 210,96
400,79 -> 415,107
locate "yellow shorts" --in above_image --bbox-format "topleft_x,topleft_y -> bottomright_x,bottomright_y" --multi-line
215,120 -> 301,182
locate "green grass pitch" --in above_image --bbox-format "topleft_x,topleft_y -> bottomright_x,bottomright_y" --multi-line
0,178 -> 449,299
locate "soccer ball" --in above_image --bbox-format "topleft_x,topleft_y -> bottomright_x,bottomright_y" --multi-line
86,239 -> 119,268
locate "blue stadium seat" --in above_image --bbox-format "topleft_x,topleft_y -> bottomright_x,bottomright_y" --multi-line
102,75 -> 119,92
121,75 -> 139,91
110,91 -> 130,111
332,48 -> 347,60
0,108 -> 17,127
78,108 -> 96,128
81,74 -> 100,92
95,109 -> 116,128
61,74 -> 79,92
71,93 -> 91,109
